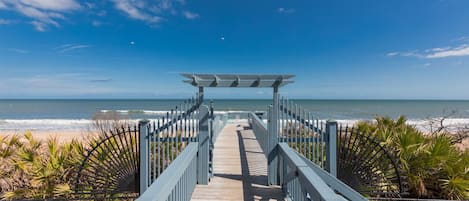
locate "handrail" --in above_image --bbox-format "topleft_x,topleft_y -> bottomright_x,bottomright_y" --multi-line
137,142 -> 198,201
139,95 -> 204,194
279,103 -> 322,134
248,112 -> 268,156
278,143 -> 347,201
211,114 -> 228,143
150,98 -> 202,136
296,147 -> 367,201
276,97 -> 335,172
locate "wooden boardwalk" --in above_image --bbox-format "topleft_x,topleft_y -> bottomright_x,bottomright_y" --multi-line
191,122 -> 285,201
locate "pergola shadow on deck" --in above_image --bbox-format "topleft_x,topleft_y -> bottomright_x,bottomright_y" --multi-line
190,122 -> 285,201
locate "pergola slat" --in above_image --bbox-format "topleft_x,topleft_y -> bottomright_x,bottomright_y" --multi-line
181,73 -> 295,88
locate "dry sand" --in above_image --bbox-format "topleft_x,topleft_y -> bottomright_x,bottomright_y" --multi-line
1,125 -> 467,150
0,130 -> 94,144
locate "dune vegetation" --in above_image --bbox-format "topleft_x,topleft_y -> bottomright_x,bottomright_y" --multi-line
0,114 -> 467,200
0,132 -> 85,200
357,116 -> 469,199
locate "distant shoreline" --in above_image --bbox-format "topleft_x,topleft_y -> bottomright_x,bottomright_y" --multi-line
1,116 -> 469,132
1,118 -> 467,150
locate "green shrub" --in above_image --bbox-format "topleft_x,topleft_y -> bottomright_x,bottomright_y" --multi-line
0,133 -> 84,200
357,116 -> 469,199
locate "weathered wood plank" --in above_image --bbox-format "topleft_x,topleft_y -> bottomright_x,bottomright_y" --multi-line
191,123 -> 285,201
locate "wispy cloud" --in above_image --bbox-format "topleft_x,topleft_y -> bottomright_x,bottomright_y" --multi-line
6,48 -> 29,54
90,78 -> 112,83
91,20 -> 102,27
182,11 -> 199,19
386,51 -> 423,58
0,73 -> 123,96
0,18 -> 12,25
426,45 -> 469,58
0,1 -> 6,9
0,0 -> 81,31
277,7 -> 295,14
453,36 -> 469,42
55,44 -> 90,53
30,20 -> 47,31
1,0 -> 193,29
111,0 -> 166,24
111,0 -> 194,25
96,10 -> 106,17
387,44 -> 469,59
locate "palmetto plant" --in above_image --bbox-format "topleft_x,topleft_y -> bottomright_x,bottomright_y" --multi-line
281,121 -> 405,197
357,116 -> 469,199
0,132 -> 85,200
0,135 -> 23,193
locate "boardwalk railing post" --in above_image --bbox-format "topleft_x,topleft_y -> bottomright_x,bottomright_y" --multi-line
209,101 -> 214,178
197,105 -> 210,184
325,120 -> 338,177
268,87 -> 280,185
138,120 -> 150,195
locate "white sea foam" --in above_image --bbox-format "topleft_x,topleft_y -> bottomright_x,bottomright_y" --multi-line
0,119 -> 93,131
336,118 -> 469,133
1,117 -> 468,133
99,110 -> 263,115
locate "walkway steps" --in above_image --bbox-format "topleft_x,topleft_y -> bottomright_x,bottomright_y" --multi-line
191,122 -> 285,201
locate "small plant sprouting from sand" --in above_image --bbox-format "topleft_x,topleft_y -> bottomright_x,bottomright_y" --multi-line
90,110 -> 131,134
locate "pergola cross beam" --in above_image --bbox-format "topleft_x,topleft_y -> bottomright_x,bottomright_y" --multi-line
181,73 -> 294,186
181,73 -> 294,88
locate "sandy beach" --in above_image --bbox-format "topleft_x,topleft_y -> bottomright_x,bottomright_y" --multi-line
0,129 -> 94,144
1,123 -> 467,150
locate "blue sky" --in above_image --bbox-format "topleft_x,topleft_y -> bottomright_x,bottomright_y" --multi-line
1,0 -> 469,99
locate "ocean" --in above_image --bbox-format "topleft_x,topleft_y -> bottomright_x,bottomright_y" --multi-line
1,99 -> 469,131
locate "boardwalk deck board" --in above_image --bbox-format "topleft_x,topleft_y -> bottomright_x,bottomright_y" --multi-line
191,122 -> 285,201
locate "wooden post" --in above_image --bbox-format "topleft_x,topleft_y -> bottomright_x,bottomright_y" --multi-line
197,105 -> 210,184
139,120 -> 150,195
209,101 -> 214,178
325,120 -> 337,177
268,87 -> 280,185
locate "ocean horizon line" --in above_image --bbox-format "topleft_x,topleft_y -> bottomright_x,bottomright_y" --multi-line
1,98 -> 469,101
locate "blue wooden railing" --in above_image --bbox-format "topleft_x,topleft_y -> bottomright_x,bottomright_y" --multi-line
248,109 -> 367,201
137,95 -> 228,201
248,112 -> 268,155
210,113 -> 228,144
136,95 -> 363,201
136,143 -> 198,201
278,143 -> 348,201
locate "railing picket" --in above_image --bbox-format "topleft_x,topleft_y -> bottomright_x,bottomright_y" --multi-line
136,94 -> 210,201
191,97 -> 195,142
165,113 -> 169,170
307,112 -> 311,161
320,120 -> 324,168
157,119 -> 161,177
302,108 -> 306,156
184,101 -> 187,146
152,122 -> 156,182
279,96 -> 283,142
315,118 -> 319,164
282,97 -> 285,143
189,98 -> 193,142
288,100 -> 293,146
176,106 -> 179,159
295,104 -> 298,150
170,109 -> 174,162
